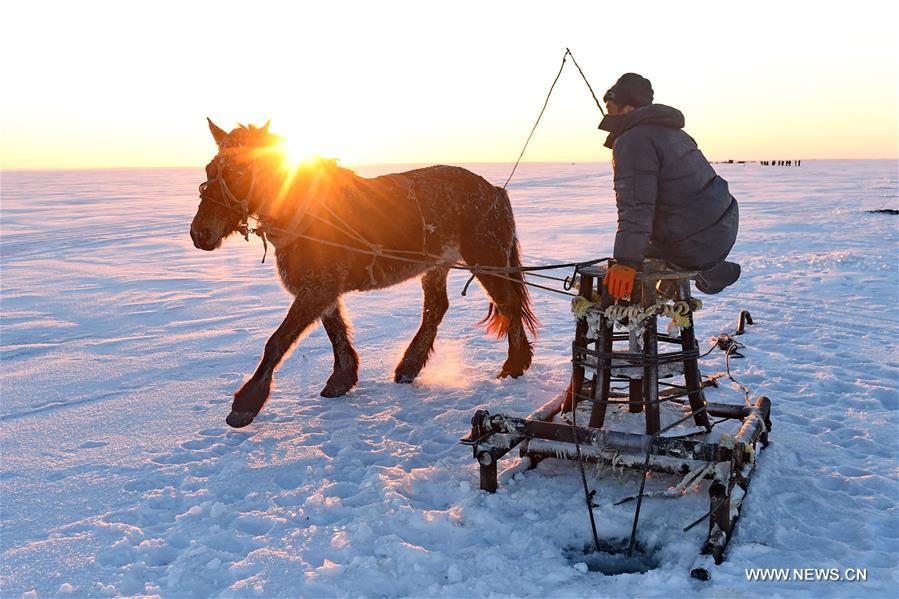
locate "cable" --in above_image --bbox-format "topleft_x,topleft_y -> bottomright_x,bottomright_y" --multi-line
503,51 -> 570,189
502,48 -> 604,189
569,396 -> 602,553
566,47 -> 605,116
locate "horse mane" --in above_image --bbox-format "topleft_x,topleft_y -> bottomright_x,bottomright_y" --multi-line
221,123 -> 354,182
222,123 -> 283,150
273,156 -> 359,221
299,156 -> 354,178
216,122 -> 359,217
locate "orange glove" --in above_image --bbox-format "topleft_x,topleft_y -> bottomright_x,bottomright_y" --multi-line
603,264 -> 637,300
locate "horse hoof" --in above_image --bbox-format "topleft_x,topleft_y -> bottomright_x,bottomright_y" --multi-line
320,384 -> 350,398
394,358 -> 425,384
394,371 -> 417,384
321,371 -> 357,397
496,369 -> 523,379
226,410 -> 256,428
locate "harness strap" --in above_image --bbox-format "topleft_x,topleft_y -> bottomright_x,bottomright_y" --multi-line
200,156 -> 259,239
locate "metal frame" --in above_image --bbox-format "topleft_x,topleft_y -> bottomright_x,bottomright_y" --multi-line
460,261 -> 773,579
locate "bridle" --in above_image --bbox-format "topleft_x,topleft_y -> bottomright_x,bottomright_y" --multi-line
198,154 -> 259,240
198,153 -> 273,261
195,151 -> 345,263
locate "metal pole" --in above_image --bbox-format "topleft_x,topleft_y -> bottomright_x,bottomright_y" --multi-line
679,280 -> 712,430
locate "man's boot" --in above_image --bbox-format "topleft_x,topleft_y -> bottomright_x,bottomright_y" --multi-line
695,261 -> 741,294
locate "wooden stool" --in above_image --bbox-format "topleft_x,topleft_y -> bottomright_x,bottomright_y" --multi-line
570,259 -> 712,434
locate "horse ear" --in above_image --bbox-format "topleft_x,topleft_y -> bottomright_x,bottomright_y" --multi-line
207,118 -> 228,148
261,120 -> 271,135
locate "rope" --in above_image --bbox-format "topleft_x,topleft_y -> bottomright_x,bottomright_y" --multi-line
725,342 -> 753,406
503,51 -> 569,190
683,494 -> 728,533
204,192 -> 604,300
702,334 -> 752,406
502,48 -> 604,189
627,406 -> 709,555
566,47 -> 606,116
603,300 -> 700,328
569,393 -> 602,553
461,271 -> 580,298
258,195 -> 606,276
572,296 -> 703,329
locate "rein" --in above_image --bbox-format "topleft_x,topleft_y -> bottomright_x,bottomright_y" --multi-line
197,155 -> 608,295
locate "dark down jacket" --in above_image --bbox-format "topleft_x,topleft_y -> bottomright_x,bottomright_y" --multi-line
599,104 -> 738,271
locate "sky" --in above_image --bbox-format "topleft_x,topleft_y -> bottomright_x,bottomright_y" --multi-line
1,0 -> 897,169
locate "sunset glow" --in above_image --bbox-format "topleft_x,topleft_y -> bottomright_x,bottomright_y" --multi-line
278,139 -> 318,171
1,0 -> 897,170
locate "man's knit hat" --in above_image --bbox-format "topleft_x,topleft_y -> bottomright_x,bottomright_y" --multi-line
603,73 -> 653,108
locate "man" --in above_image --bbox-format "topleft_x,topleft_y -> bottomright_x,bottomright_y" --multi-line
598,73 -> 741,300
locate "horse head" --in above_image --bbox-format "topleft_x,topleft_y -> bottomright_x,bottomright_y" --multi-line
190,119 -> 284,251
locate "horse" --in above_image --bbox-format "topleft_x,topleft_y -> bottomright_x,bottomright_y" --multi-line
190,119 -> 538,428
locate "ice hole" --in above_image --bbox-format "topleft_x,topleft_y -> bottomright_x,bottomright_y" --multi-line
564,539 -> 660,575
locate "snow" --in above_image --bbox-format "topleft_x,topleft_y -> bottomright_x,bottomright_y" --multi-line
1,160 -> 897,597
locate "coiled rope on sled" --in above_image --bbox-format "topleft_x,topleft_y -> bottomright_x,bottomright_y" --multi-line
571,295 -> 703,329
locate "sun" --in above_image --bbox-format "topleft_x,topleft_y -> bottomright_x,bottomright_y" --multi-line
268,117 -> 355,167
278,137 -> 318,169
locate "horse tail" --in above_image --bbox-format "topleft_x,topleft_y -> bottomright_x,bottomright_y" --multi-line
508,237 -> 539,337
480,302 -> 505,337
479,237 -> 539,339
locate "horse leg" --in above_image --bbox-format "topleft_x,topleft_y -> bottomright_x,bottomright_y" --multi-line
228,293 -> 335,428
394,267 -> 450,383
320,299 -> 359,397
474,270 -> 534,378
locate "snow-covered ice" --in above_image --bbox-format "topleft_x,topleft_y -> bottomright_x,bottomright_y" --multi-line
1,161 -> 897,597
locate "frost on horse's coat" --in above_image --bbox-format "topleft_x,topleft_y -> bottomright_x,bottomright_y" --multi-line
189,120 -> 537,428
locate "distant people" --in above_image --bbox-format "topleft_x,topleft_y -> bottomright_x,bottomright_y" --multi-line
597,73 -> 740,297
763,160 -> 806,167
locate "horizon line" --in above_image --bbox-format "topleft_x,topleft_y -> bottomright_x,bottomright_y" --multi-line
2,157 -> 896,173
